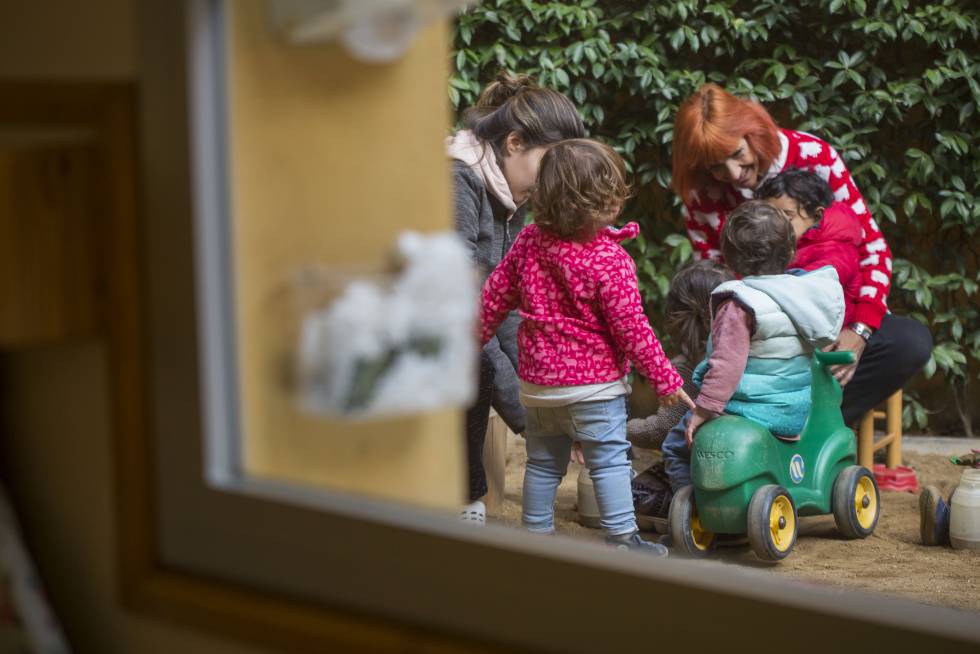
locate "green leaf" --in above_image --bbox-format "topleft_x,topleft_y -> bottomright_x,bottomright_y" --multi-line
670,29 -> 685,51
792,92 -> 808,114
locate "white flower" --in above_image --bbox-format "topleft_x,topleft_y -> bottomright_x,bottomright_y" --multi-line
860,286 -> 878,299
871,270 -> 890,285
867,217 -> 879,233
829,150 -> 846,177
813,165 -> 832,181
865,238 -> 887,253
694,210 -> 721,229
799,141 -> 824,159
851,199 -> 867,215
885,257 -> 893,271
833,185 -> 851,202
688,229 -> 707,244
860,254 -> 880,267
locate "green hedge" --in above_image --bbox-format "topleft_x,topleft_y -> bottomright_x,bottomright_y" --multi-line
451,0 -> 980,434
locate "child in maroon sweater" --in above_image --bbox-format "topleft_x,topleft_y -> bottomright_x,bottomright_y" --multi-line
755,168 -> 863,324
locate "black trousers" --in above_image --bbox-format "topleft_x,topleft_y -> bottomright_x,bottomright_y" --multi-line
840,314 -> 932,426
465,352 -> 495,502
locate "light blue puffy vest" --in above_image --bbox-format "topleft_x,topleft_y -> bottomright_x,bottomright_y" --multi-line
693,267 -> 845,436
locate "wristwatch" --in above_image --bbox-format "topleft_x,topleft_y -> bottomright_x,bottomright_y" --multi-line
849,322 -> 873,342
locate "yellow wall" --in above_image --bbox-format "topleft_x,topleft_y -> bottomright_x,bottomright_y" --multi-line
228,1 -> 464,508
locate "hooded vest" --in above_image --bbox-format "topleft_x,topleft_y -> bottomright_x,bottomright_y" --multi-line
693,267 -> 845,436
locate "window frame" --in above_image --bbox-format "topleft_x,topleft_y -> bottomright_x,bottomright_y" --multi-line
108,1 -> 980,651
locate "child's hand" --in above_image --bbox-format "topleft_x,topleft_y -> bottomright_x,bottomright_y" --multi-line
570,441 -> 585,465
660,388 -> 696,410
685,406 -> 717,448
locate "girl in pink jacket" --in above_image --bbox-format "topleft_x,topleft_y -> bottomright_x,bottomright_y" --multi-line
480,139 -> 693,554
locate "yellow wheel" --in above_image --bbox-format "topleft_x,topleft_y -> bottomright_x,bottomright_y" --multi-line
747,485 -> 798,561
833,466 -> 880,539
668,485 -> 715,557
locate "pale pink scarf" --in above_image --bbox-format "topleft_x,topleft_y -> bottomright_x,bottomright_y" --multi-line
446,130 -> 518,216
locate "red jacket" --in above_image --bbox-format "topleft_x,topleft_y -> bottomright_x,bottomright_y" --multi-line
790,203 -> 862,325
480,223 -> 682,396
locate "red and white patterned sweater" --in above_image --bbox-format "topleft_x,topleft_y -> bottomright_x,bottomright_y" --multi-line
684,128 -> 892,329
479,222 -> 683,396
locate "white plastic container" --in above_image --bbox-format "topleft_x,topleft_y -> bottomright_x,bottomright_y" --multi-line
576,467 -> 602,529
950,468 -> 980,550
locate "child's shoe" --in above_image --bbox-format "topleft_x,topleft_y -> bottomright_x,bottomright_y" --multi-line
460,499 -> 486,526
606,530 -> 669,557
919,485 -> 950,546
632,462 -> 673,529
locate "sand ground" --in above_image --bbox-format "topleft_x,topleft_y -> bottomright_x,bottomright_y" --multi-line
489,440 -> 979,612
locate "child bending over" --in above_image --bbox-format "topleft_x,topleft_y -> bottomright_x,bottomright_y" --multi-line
627,261 -> 734,450
661,201 -> 845,491
480,139 -> 693,555
755,167 -> 863,327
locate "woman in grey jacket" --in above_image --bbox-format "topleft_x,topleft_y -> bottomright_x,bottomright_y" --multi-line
448,73 -> 584,523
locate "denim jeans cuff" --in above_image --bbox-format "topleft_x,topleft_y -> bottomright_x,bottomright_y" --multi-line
524,523 -> 556,535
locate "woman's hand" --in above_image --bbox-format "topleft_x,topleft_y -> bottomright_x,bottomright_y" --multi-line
661,388 -> 697,410
825,328 -> 868,386
684,406 -> 717,447
570,441 -> 585,465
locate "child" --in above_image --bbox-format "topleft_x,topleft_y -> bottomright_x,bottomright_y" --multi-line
628,261 -> 735,450
628,261 -> 734,523
755,168 -> 863,326
479,139 -> 694,555
661,201 -> 845,491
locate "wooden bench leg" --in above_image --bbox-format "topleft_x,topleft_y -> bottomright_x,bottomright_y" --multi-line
483,412 -> 508,515
886,390 -> 903,469
858,409 -> 875,470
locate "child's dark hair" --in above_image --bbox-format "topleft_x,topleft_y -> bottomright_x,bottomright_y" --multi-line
464,72 -> 586,158
665,261 -> 735,363
754,168 -> 833,217
532,139 -> 630,241
721,201 -> 796,276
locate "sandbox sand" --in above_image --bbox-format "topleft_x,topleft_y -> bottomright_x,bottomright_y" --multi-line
489,442 -> 979,612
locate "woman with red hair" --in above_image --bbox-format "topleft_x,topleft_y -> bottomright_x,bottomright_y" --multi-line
671,83 -> 931,426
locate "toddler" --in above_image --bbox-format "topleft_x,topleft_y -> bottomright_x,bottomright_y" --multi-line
755,167 -> 863,325
628,261 -> 735,450
661,201 -> 845,491
480,139 -> 693,555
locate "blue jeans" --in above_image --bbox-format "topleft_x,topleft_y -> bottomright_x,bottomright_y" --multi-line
522,397 -> 636,536
661,411 -> 693,491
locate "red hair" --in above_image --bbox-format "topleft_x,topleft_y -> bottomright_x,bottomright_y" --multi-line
671,83 -> 781,203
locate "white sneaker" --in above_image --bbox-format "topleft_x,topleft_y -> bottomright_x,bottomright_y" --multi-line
459,499 -> 486,526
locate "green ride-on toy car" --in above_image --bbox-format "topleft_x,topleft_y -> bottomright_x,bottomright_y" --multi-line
668,350 -> 881,561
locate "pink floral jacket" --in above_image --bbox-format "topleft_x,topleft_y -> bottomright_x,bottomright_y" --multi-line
479,222 -> 683,396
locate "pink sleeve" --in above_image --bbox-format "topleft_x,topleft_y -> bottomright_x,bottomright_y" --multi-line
596,250 -> 683,396
696,300 -> 751,414
813,140 -> 891,329
478,231 -> 525,346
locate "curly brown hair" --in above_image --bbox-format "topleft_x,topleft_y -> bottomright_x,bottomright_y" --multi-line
532,139 -> 630,241
720,200 -> 797,276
